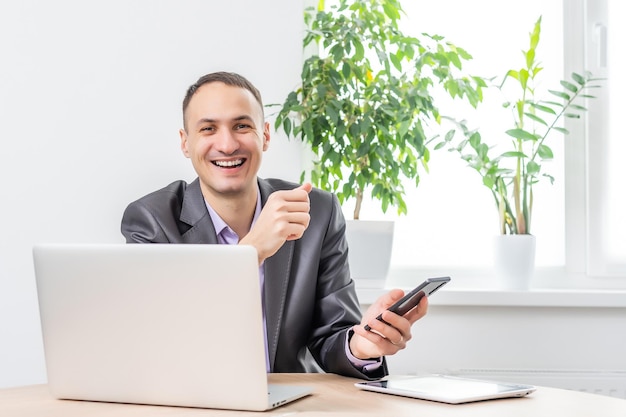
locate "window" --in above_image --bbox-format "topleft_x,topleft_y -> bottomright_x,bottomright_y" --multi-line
347,1 -> 566,268
305,0 -> 623,283
573,0 -> 626,277
341,0 -> 624,282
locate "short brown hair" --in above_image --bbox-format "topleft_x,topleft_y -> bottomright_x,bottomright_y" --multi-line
182,72 -> 264,129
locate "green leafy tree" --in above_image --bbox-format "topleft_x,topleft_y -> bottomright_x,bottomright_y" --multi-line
274,0 -> 485,219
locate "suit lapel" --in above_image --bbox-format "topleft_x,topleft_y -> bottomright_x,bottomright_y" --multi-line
179,178 -> 218,244
264,242 -> 294,371
258,179 -> 294,371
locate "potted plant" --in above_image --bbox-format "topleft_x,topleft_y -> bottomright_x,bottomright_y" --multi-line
437,16 -> 603,288
273,0 -> 485,286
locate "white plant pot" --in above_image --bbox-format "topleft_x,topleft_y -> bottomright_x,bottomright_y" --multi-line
345,220 -> 394,288
493,234 -> 536,290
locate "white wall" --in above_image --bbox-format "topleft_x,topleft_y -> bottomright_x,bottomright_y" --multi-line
0,0 -> 305,388
386,303 -> 626,398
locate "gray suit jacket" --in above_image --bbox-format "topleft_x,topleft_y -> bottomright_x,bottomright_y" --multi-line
121,177 -> 387,379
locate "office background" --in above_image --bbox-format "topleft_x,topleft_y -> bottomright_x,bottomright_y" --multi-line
0,0 -> 304,388
1,0 -> 624,395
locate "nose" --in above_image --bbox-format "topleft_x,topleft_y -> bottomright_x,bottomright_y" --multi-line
213,129 -> 240,155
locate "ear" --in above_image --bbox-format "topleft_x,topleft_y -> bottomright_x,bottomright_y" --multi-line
262,121 -> 271,151
180,128 -> 190,158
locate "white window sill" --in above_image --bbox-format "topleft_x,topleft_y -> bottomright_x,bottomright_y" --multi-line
355,266 -> 626,308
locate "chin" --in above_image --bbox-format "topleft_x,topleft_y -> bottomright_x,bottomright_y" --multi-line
210,178 -> 254,195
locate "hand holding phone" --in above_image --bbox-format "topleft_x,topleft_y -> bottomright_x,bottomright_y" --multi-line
364,276 -> 451,331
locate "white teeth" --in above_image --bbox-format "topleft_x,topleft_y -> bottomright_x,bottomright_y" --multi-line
214,159 -> 243,167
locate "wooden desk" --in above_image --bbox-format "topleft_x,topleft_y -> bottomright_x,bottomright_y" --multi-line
1,373 -> 625,416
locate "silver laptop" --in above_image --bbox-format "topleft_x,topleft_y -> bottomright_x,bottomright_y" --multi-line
32,243 -> 312,411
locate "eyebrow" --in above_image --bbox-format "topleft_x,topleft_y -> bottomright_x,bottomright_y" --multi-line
195,115 -> 255,127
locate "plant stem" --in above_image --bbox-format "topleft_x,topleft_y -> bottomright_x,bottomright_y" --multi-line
354,187 -> 363,220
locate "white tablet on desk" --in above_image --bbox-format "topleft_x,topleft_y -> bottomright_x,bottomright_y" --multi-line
355,374 -> 536,404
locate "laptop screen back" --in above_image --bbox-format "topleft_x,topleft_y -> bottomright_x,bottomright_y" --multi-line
33,243 -> 273,410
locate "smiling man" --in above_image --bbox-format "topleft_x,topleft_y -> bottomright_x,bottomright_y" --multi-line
121,71 -> 428,379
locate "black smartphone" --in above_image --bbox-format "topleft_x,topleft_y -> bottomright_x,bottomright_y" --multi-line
364,276 -> 451,331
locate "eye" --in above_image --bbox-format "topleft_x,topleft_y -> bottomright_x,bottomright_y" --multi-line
199,126 -> 215,133
235,123 -> 253,130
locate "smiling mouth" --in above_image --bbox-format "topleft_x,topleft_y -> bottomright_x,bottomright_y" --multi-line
212,159 -> 245,168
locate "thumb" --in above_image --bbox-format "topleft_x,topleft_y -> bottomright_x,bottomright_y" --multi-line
380,288 -> 405,309
297,182 -> 313,193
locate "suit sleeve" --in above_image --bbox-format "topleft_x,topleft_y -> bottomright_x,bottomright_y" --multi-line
307,193 -> 388,380
120,182 -> 188,243
121,200 -> 170,243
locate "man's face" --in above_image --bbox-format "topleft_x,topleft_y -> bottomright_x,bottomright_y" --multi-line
180,82 -> 269,201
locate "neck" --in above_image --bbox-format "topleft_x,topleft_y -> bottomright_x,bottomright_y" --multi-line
202,184 -> 258,239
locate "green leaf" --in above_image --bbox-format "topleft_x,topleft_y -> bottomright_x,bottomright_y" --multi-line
560,80 -> 578,93
501,151 -> 526,158
537,144 -> 553,159
469,132 -> 482,148
506,128 -> 537,141
527,161 -> 540,175
542,100 -> 565,108
354,39 -> 365,61
449,51 -> 462,69
283,117 -> 292,136
571,72 -> 585,85
342,62 -> 351,79
325,104 -> 339,125
390,53 -> 402,71
530,102 -> 556,115
524,112 -> 547,126
549,90 -> 571,100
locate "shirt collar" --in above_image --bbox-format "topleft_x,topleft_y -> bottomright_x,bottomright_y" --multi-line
204,184 -> 262,244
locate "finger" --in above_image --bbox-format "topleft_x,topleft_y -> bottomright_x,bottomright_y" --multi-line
285,225 -> 308,240
369,313 -> 410,344
283,201 -> 310,213
352,324 -> 386,345
377,288 -> 406,310
364,311 -> 405,340
403,296 -> 429,323
286,211 -> 310,227
267,185 -> 311,205
389,334 -> 406,348
366,316 -> 406,346
380,295 -> 427,325
282,189 -> 311,204
351,325 -> 403,357
284,213 -> 311,240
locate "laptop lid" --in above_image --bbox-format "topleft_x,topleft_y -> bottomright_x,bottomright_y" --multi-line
32,243 -> 311,411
